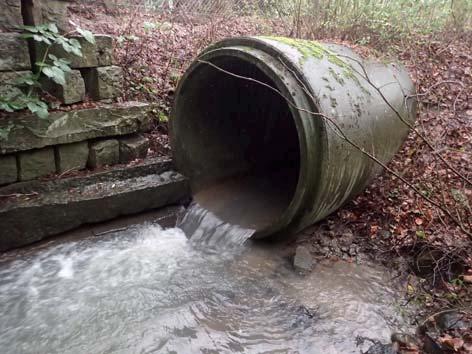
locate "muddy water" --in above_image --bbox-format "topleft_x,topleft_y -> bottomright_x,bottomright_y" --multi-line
0,211 -> 411,354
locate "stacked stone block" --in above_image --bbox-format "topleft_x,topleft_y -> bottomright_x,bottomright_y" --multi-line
35,34 -> 122,104
0,0 -> 150,186
0,0 -> 23,32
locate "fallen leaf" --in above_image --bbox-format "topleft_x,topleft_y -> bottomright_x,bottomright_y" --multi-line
462,275 -> 472,283
439,336 -> 464,351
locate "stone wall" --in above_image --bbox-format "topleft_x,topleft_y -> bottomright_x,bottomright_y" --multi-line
0,0 -> 152,186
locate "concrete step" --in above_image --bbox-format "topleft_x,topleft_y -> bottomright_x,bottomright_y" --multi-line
0,157 -> 189,251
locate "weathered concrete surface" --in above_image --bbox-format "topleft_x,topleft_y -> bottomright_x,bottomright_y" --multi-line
0,102 -> 153,154
36,35 -> 113,68
88,139 -> 119,168
41,69 -> 86,104
0,33 -> 31,71
82,65 -> 123,100
119,134 -> 149,162
55,141 -> 89,173
18,147 -> 56,181
0,158 -> 189,251
0,0 -> 23,32
0,71 -> 32,99
0,155 -> 17,185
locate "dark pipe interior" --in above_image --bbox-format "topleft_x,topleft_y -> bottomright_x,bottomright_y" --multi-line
175,56 -> 300,230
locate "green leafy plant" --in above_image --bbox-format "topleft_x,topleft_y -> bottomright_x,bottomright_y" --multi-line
0,22 -> 95,119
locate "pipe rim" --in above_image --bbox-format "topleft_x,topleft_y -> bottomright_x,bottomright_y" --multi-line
172,41 -> 321,238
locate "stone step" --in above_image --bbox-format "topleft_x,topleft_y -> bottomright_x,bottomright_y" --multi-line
0,157 -> 190,251
0,101 -> 153,154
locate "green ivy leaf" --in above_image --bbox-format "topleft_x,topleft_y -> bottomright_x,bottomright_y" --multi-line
33,34 -> 52,45
42,66 -> 66,86
19,33 -> 35,39
0,102 -> 14,113
15,73 -> 37,86
26,100 -> 49,119
76,27 -> 95,44
20,25 -> 40,33
47,23 -> 59,34
52,58 -> 71,73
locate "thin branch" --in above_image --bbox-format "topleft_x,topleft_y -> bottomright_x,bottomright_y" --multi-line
197,59 -> 472,238
336,53 -> 471,186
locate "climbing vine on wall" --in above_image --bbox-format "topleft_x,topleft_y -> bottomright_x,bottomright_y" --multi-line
0,22 -> 95,120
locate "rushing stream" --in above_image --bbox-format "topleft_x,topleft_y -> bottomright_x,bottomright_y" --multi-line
0,206 -> 411,354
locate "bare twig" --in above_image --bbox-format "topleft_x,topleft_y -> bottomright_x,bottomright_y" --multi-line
197,59 -> 472,238
336,53 -> 471,186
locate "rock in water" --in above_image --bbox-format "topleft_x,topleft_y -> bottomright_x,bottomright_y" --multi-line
293,246 -> 313,273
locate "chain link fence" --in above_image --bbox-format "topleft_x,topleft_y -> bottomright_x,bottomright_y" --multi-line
96,0 -> 471,33
99,0 -> 261,17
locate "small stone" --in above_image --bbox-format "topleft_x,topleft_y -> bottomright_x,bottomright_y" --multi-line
319,234 -> 331,247
55,142 -> 89,173
18,147 -> 56,181
88,139 -> 119,168
82,65 -> 123,100
119,135 -> 149,163
365,343 -> 398,354
41,70 -> 85,104
434,311 -> 470,331
293,245 -> 313,273
0,71 -> 32,99
348,244 -> 357,256
0,154 -> 17,185
391,333 -> 419,348
339,230 -> 354,246
0,33 -> 31,71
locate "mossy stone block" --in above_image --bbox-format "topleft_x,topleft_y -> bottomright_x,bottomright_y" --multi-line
0,33 -> 31,71
119,135 -> 149,163
82,65 -> 123,100
0,71 -> 32,99
0,154 -> 17,185
88,139 -> 119,168
18,147 -> 56,181
25,0 -> 70,33
55,141 -> 89,173
0,102 -> 153,154
41,69 -> 85,104
0,0 -> 23,32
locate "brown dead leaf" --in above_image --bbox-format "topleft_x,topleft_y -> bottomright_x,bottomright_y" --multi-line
415,218 -> 424,226
462,275 -> 472,283
439,335 -> 464,351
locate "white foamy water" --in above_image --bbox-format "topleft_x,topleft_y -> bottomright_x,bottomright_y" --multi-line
0,219 -> 412,354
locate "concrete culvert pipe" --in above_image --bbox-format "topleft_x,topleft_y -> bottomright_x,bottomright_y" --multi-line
171,36 -> 416,239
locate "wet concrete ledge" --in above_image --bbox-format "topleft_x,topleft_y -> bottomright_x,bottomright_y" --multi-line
0,157 -> 190,252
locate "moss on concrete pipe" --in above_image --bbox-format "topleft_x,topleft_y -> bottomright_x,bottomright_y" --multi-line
171,36 -> 416,239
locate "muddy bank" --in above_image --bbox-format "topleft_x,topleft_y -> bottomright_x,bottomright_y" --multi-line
292,223 -> 472,354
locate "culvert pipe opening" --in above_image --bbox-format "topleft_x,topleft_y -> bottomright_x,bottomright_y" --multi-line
171,37 -> 416,239
172,55 -> 302,235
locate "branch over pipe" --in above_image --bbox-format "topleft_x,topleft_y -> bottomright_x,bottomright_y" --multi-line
171,37 -> 416,239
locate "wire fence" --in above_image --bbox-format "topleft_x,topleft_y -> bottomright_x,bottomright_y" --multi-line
98,0 -> 472,32
101,0 -> 256,17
